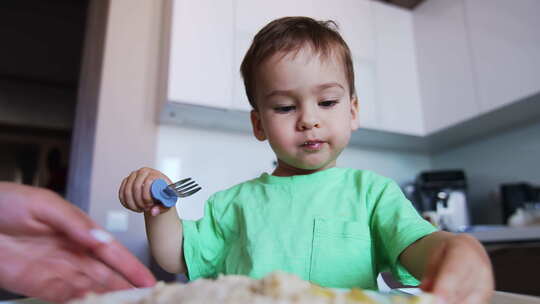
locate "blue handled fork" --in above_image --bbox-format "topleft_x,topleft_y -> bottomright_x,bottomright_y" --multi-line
150,178 -> 202,207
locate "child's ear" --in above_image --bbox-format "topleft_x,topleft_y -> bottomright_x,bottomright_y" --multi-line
250,110 -> 267,141
350,96 -> 360,131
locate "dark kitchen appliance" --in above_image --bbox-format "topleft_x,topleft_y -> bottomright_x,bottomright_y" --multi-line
500,182 -> 540,224
413,170 -> 470,232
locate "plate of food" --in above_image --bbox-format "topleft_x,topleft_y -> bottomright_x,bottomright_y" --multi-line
68,272 -> 436,304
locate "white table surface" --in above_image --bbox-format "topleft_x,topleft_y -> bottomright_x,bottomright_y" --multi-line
2,291 -> 539,304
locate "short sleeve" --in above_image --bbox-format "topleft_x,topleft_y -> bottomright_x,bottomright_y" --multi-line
369,178 -> 438,286
182,196 -> 228,280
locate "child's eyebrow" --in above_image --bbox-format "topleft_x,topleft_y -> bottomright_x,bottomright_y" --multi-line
265,89 -> 293,99
265,82 -> 344,99
314,82 -> 345,92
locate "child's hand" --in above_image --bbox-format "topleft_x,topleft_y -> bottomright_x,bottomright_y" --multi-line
118,167 -> 172,216
420,234 -> 494,304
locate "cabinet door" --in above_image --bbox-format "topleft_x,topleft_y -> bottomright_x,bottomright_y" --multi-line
313,0 -> 379,130
413,0 -> 480,134
413,0 -> 480,133
167,0 -> 234,109
464,0 -> 540,113
373,1 -> 424,135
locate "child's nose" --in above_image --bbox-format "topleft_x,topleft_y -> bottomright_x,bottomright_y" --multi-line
296,109 -> 320,130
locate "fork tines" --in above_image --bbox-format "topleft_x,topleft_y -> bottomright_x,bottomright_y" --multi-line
167,178 -> 202,198
170,178 -> 191,188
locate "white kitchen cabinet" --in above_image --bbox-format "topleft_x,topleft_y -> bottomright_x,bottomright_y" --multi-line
413,0 -> 480,133
353,58 -> 379,130
312,0 -> 375,60
313,0 -> 379,130
167,0 -> 234,109
373,1 -> 424,136
464,0 -> 540,114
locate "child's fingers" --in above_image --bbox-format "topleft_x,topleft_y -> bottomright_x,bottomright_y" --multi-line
118,178 -> 127,207
431,250 -> 469,303
149,205 -> 169,216
448,265 -> 476,303
161,174 -> 173,185
420,242 -> 447,291
458,263 -> 493,304
132,170 -> 150,208
465,282 -> 493,304
142,176 -> 155,207
463,293 -> 488,304
124,171 -> 142,212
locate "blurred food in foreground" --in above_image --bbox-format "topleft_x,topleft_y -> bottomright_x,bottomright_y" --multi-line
70,271 -> 436,304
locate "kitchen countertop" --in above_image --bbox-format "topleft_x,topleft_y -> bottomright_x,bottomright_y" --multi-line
466,226 -> 540,243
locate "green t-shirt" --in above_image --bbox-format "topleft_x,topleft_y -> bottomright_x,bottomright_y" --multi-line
182,167 -> 437,289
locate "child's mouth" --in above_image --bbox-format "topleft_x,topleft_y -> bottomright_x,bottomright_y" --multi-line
301,140 -> 325,150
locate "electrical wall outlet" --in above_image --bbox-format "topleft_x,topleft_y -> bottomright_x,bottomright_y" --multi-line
105,210 -> 129,232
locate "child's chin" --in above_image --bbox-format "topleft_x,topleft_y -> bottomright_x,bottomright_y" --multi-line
296,161 -> 331,171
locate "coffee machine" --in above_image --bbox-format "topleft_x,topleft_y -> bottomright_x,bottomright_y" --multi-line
413,170 -> 471,232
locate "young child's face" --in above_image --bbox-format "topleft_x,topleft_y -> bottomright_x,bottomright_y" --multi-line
251,47 -> 359,175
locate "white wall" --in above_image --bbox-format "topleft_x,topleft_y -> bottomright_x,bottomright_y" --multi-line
156,125 -> 432,220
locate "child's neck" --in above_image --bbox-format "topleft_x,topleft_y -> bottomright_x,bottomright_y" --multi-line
272,160 -> 336,177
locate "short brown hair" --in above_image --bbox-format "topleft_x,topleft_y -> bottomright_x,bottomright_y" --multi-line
240,16 -> 355,110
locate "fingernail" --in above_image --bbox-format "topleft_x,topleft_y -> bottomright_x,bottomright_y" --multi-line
151,208 -> 159,216
90,229 -> 113,243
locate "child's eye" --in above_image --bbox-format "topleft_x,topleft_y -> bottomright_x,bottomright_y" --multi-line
319,100 -> 338,107
274,106 -> 295,113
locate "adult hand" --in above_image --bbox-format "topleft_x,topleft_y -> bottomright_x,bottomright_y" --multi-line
420,234 -> 494,304
0,182 -> 156,303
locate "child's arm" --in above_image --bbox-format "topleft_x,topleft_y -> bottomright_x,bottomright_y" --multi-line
399,231 -> 494,303
144,206 -> 186,274
118,167 -> 187,274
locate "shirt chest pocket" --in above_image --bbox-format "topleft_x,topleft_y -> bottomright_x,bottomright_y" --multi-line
309,218 -> 376,289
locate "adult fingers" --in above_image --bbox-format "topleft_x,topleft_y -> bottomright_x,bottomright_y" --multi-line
62,230 -> 156,288
17,256 -> 102,303
36,276 -> 80,303
65,271 -> 102,301
34,191 -> 102,249
38,271 -> 108,303
91,238 -> 156,288
79,252 -> 133,291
